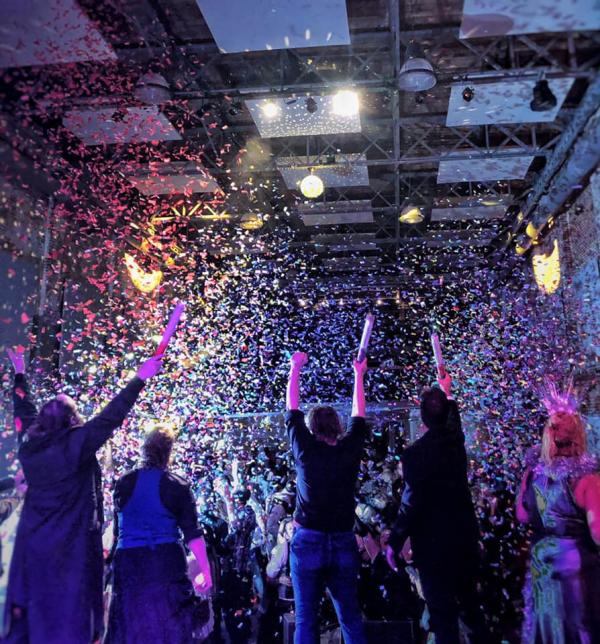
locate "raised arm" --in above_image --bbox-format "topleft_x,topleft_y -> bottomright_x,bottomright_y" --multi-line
75,355 -> 162,459
8,348 -> 37,441
286,352 -> 308,411
352,357 -> 367,418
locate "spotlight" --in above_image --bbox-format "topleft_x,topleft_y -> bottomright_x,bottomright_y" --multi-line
300,172 -> 324,198
261,101 -> 280,118
399,205 -> 424,224
305,97 -> 318,114
398,42 -> 437,92
331,90 -> 359,117
530,79 -> 557,112
462,87 -> 475,102
240,213 -> 264,230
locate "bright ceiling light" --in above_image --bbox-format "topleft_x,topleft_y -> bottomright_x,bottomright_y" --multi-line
399,205 -> 424,224
532,239 -> 560,294
261,101 -> 281,118
332,90 -> 359,117
300,173 -> 324,199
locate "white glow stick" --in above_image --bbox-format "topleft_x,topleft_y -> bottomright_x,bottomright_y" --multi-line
357,313 -> 375,361
154,302 -> 185,356
431,331 -> 445,375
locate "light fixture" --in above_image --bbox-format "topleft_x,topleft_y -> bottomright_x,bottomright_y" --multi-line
399,205 -> 424,224
305,97 -> 318,114
331,90 -> 359,117
240,213 -> 264,230
134,72 -> 172,105
462,87 -> 475,102
532,239 -> 560,294
300,172 -> 324,198
124,253 -> 163,293
261,101 -> 280,119
398,42 -> 437,92
530,79 -> 557,112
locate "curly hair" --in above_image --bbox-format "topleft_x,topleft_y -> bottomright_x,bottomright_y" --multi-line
142,423 -> 177,469
307,405 -> 344,445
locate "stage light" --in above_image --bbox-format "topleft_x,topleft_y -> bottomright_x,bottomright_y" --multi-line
261,101 -> 280,118
526,221 -> 541,239
332,90 -> 359,117
240,213 -> 264,230
300,172 -> 324,198
124,253 -> 163,293
398,42 -> 437,92
530,79 -> 557,112
399,205 -> 424,224
305,97 -> 318,114
462,87 -> 475,102
532,239 -> 560,294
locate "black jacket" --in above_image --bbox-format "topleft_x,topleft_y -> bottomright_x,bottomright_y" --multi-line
389,398 -> 479,565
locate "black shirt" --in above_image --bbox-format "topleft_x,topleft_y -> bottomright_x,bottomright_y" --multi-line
285,410 -> 367,533
113,469 -> 203,544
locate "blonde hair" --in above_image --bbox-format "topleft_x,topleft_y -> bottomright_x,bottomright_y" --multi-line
142,423 -> 177,469
541,411 -> 587,464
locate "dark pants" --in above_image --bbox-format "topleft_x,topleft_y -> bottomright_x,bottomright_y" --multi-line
417,555 -> 487,644
290,527 -> 366,644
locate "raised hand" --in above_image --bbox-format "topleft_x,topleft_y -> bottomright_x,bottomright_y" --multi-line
437,370 -> 452,397
7,348 -> 25,375
136,356 -> 163,381
290,352 -> 308,370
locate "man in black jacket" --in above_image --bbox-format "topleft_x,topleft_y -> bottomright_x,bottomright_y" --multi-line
385,372 -> 487,644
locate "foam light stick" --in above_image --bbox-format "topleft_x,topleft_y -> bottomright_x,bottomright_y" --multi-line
357,313 -> 375,362
430,331 -> 446,377
154,302 -> 185,356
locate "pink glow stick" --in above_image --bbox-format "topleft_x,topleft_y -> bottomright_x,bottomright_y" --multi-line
357,313 -> 375,362
154,302 -> 185,356
431,331 -> 446,376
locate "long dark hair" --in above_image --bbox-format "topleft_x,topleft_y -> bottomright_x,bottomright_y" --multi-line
27,395 -> 82,438
307,406 -> 344,444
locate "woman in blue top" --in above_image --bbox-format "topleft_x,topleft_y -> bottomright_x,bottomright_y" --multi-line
104,424 -> 212,644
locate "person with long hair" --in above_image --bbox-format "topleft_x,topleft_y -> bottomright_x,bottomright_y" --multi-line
104,423 -> 213,643
285,351 -> 368,644
3,347 -> 162,644
516,381 -> 600,642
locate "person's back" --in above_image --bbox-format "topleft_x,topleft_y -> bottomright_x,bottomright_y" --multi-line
285,351 -> 368,644
399,400 -> 478,562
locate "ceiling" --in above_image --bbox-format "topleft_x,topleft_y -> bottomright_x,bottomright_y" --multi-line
0,0 -> 599,297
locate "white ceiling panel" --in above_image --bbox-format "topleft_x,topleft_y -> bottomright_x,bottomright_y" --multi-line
246,95 -> 361,138
446,78 -> 574,126
0,0 -> 116,68
63,107 -> 182,146
277,154 -> 369,189
128,163 -> 219,195
460,0 -> 600,37
437,152 -> 534,183
298,200 -> 374,226
195,0 -> 350,53
431,206 -> 507,221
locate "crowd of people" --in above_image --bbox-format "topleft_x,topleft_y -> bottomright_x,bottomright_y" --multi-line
0,342 -> 599,644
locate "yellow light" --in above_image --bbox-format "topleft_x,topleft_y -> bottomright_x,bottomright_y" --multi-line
331,90 -> 359,117
240,213 -> 264,230
399,206 -> 424,224
124,253 -> 163,293
526,221 -> 541,239
300,173 -> 324,198
261,101 -> 280,118
532,239 -> 561,295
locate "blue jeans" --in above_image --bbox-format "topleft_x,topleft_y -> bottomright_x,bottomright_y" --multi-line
290,527 -> 366,644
